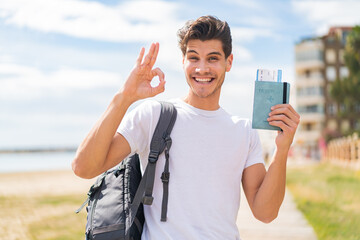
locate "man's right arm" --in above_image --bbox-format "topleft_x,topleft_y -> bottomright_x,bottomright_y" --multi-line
72,93 -> 132,179
72,42 -> 165,179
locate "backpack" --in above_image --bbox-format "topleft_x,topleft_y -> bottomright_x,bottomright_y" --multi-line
76,101 -> 177,240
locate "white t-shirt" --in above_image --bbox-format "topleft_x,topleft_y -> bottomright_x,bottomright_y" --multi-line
118,99 -> 264,240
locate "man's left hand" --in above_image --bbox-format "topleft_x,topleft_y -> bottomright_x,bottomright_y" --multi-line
267,104 -> 300,151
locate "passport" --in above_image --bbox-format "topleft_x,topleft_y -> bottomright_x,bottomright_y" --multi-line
252,81 -> 290,131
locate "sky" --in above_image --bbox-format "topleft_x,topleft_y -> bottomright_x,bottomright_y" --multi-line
1,0 -> 360,149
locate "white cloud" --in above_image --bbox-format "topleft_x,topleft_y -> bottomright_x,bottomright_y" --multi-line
231,26 -> 276,42
223,0 -> 262,10
292,0 -> 360,35
232,44 -> 253,62
0,63 -> 121,100
0,0 -> 182,42
223,0 -> 280,29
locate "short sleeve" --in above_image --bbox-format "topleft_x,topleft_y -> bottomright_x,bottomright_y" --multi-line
117,100 -> 161,155
244,128 -> 265,169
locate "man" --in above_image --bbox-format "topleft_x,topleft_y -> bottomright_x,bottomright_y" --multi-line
72,15 -> 300,239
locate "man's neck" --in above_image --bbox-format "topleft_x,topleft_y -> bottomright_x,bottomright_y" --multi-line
183,92 -> 220,111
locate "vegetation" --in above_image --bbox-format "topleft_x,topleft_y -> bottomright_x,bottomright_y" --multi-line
0,194 -> 87,239
287,163 -> 360,240
330,26 -> 360,138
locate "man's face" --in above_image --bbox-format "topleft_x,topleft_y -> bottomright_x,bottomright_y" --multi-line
183,39 -> 233,100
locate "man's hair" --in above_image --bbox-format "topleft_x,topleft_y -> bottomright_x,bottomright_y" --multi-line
177,15 -> 232,58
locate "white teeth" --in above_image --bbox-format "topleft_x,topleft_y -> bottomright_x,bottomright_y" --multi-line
195,78 -> 212,82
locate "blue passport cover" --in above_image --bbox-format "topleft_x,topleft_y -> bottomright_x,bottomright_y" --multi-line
252,81 -> 290,131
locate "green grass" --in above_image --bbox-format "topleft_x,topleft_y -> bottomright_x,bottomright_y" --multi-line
0,194 -> 87,239
28,211 -> 87,240
287,163 -> 360,240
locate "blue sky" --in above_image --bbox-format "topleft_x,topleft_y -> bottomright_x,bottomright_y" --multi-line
1,0 -> 360,149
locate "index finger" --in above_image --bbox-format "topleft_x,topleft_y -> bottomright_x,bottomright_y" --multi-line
142,43 -> 156,66
135,47 -> 145,66
149,42 -> 159,68
271,104 -> 300,118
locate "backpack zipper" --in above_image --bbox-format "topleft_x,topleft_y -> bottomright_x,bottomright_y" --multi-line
89,189 -> 101,237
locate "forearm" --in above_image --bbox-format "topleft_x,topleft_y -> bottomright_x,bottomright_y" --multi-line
72,43 -> 165,178
246,103 -> 299,223
252,148 -> 288,222
72,92 -> 133,178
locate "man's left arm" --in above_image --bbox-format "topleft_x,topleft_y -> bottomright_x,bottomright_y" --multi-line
242,104 -> 300,223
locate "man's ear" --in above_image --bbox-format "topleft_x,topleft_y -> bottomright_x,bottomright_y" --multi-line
226,53 -> 233,72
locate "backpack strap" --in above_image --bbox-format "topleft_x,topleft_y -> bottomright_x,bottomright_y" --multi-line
143,101 -> 177,207
127,101 -> 177,233
160,133 -> 172,221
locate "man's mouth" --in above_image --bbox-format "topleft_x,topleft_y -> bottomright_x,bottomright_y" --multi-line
193,77 -> 214,83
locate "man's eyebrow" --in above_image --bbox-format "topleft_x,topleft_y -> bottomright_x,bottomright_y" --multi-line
208,51 -> 222,56
186,50 -> 223,56
186,49 -> 198,54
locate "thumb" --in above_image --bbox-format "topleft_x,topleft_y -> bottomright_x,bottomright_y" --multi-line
150,68 -> 166,96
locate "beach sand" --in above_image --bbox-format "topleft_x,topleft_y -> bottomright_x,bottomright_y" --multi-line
0,170 -> 94,240
0,170 -> 94,197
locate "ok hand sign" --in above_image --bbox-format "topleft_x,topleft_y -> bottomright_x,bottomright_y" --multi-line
121,42 -> 166,103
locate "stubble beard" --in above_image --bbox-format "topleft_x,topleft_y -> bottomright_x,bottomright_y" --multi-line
187,74 -> 225,99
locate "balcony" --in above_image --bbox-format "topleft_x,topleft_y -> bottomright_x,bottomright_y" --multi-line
295,39 -> 323,52
298,112 -> 325,123
295,75 -> 324,88
297,95 -> 325,106
296,130 -> 322,145
295,60 -> 325,72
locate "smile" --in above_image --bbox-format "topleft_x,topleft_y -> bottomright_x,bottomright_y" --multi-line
194,77 -> 214,83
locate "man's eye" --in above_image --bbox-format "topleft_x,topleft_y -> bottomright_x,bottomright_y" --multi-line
189,57 -> 198,60
209,57 -> 218,61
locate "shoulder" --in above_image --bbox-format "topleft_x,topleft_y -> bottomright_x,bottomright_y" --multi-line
230,115 -> 252,129
229,115 -> 260,138
128,99 -> 162,118
131,99 -> 161,111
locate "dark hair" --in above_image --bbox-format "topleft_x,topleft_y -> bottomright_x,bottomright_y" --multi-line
177,15 -> 232,58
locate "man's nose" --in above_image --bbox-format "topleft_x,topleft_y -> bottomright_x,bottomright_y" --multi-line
195,61 -> 209,74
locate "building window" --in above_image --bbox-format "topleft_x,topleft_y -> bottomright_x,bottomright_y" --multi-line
355,120 -> 360,130
298,105 -> 324,113
297,87 -> 324,97
340,66 -> 349,78
355,104 -> 360,113
326,67 -> 336,81
326,49 -> 336,63
342,31 -> 350,45
327,103 -> 337,116
340,103 -> 346,113
296,50 -> 323,62
327,36 -> 335,44
339,49 -> 345,63
311,70 -> 322,78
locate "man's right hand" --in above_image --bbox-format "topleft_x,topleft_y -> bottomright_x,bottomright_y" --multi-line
120,42 -> 166,103
72,43 -> 166,179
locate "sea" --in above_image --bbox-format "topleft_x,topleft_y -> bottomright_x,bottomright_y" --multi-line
0,151 -> 76,173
